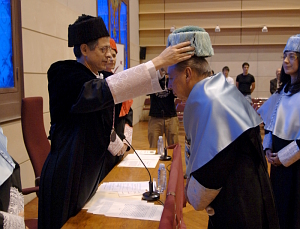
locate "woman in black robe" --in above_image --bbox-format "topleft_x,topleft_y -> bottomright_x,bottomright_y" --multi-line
258,34 -> 300,229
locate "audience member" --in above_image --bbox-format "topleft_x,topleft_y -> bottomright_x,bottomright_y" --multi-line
167,25 -> 279,229
98,38 -> 133,181
222,66 -> 234,85
38,14 -> 194,229
148,69 -> 179,148
270,68 -> 281,94
236,62 -> 255,104
258,34 -> 300,229
0,127 -> 26,228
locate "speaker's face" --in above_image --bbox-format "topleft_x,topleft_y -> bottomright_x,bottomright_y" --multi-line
84,37 -> 112,72
167,65 -> 189,100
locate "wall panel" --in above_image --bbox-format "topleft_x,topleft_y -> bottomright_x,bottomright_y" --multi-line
139,0 -> 300,99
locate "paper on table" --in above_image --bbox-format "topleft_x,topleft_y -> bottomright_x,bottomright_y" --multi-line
99,181 -> 149,197
88,197 -> 163,221
118,153 -> 160,168
105,201 -> 163,221
125,154 -> 161,160
135,150 -> 156,155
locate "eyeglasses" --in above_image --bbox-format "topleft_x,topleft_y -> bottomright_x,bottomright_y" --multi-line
281,53 -> 298,62
98,46 -> 112,54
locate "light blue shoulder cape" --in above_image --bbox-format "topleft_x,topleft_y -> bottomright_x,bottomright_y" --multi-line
258,88 -> 300,140
184,73 -> 262,175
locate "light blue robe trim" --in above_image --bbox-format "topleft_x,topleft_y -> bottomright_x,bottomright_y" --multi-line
0,127 -> 15,186
184,73 -> 262,176
258,88 -> 300,140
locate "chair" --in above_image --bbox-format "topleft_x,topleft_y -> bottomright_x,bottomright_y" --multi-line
252,98 -> 267,109
159,144 -> 186,229
174,98 -> 182,106
143,97 -> 151,111
141,97 -> 151,120
21,97 -> 51,197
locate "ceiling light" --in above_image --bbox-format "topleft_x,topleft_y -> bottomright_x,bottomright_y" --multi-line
262,25 -> 268,32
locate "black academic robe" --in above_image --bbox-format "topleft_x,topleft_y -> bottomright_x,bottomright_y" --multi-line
269,135 -> 300,229
38,60 -> 115,229
191,127 -> 280,229
98,71 -> 133,182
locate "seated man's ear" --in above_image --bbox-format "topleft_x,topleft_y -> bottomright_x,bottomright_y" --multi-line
185,67 -> 192,82
80,44 -> 89,56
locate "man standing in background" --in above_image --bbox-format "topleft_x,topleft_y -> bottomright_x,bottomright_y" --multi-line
148,69 -> 179,148
270,68 -> 281,94
222,66 -> 234,85
236,62 -> 255,104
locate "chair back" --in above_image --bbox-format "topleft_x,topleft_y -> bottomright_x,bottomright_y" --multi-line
159,144 -> 186,229
143,97 -> 151,110
21,97 -> 50,184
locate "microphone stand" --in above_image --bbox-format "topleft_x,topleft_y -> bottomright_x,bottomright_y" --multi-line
124,138 -> 160,201
160,110 -> 172,161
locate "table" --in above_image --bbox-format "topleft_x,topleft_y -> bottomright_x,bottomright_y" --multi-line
62,151 -> 173,229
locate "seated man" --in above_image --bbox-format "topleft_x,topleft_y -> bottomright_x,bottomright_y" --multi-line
167,26 -> 279,229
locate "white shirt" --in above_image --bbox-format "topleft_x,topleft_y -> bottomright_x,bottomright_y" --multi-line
226,76 -> 234,85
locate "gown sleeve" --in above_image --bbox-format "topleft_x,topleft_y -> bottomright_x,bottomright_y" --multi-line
187,139 -> 238,211
70,79 -> 114,113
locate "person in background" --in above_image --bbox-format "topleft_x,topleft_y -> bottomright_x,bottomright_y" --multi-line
236,62 -> 255,104
167,25 -> 279,229
99,38 -> 133,181
258,34 -> 300,229
270,68 -> 281,94
38,14 -> 194,229
222,66 -> 234,85
148,68 -> 179,148
0,127 -> 26,229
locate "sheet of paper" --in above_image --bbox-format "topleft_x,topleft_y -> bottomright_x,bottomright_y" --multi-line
87,197 -> 151,214
99,181 -> 149,197
124,154 -> 161,160
105,201 -> 163,221
83,185 -> 144,209
118,153 -> 160,168
88,197 -> 163,221
135,150 -> 156,155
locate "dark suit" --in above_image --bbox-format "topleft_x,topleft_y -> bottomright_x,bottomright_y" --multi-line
270,78 -> 277,94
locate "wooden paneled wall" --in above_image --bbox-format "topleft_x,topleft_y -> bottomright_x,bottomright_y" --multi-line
139,0 -> 300,98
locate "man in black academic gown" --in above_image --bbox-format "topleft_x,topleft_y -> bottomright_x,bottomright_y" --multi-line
38,15 -> 195,229
167,26 -> 280,229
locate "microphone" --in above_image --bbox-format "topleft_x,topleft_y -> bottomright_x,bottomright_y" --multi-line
124,138 -> 160,201
160,110 -> 172,161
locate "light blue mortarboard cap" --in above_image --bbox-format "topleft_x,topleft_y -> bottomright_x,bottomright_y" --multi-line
283,34 -> 300,53
167,26 -> 214,57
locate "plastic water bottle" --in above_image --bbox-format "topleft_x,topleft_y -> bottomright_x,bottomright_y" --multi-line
157,163 -> 166,193
157,136 -> 164,156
